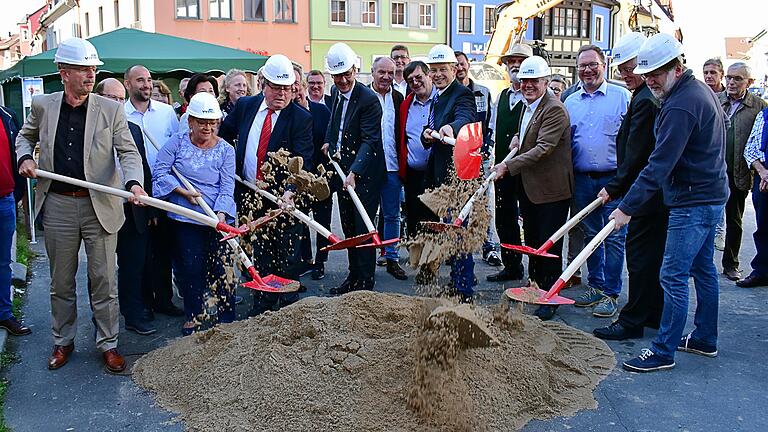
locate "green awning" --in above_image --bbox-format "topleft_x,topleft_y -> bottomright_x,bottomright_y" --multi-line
0,27 -> 268,83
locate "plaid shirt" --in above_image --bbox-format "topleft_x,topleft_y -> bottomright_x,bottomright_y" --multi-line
744,112 -> 766,167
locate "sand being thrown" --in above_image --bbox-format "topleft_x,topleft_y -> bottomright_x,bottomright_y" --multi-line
134,292 -> 615,432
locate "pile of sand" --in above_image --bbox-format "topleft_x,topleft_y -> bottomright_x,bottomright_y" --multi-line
134,292 -> 615,432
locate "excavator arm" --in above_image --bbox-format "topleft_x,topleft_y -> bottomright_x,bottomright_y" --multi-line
485,0 -> 564,65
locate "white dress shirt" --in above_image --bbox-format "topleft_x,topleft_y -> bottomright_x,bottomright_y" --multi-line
334,89 -> 353,149
520,94 -> 545,140
375,88 -> 398,172
124,99 -> 179,170
393,79 -> 407,96
243,100 -> 281,182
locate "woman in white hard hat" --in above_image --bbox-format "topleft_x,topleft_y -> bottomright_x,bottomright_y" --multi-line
152,92 -> 237,335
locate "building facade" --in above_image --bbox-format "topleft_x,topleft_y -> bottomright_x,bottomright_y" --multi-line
449,1 -> 534,61
309,0 -> 448,73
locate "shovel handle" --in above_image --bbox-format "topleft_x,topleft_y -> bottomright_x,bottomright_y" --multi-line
429,130 -> 456,146
327,159 -> 377,233
34,169 -> 229,231
454,147 -> 518,224
544,219 -> 616,300
235,175 -> 335,239
541,197 -> 603,251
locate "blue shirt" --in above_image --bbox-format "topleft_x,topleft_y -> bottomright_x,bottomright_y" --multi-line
406,87 -> 437,171
152,133 -> 236,225
564,80 -> 631,172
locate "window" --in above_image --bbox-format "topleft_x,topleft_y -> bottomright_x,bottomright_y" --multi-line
581,9 -> 590,38
361,1 -> 377,25
98,6 -> 104,32
594,15 -> 603,42
244,0 -> 264,20
275,0 -> 294,22
543,9 -> 551,36
331,0 -> 347,24
176,0 -> 200,18
457,4 -> 473,34
209,0 -> 232,19
84,12 -> 90,36
483,6 -> 495,35
114,0 -> 120,27
391,1 -> 406,26
419,3 -> 434,28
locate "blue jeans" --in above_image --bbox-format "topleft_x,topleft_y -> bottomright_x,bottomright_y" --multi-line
380,172 -> 402,260
0,194 -> 15,321
574,173 -> 627,296
651,204 -> 723,359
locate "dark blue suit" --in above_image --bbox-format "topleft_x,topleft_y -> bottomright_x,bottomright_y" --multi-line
421,79 -> 476,297
325,81 -> 385,287
219,96 -> 313,313
118,122 -> 155,325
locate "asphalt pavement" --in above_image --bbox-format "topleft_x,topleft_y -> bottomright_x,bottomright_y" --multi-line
3,199 -> 768,432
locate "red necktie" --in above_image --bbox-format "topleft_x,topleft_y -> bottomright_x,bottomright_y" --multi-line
256,109 -> 274,180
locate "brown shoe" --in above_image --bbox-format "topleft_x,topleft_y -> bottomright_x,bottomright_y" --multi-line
102,348 -> 126,373
0,318 -> 31,336
48,344 -> 75,370
722,268 -> 742,281
386,260 -> 408,280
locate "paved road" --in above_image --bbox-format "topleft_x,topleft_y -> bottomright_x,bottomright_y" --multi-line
4,200 -> 768,432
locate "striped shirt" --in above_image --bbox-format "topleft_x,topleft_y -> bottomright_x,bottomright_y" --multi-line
744,111 -> 766,166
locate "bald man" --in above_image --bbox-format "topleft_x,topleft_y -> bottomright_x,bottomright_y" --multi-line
123,65 -> 182,319
370,57 -> 407,280
94,78 -> 158,334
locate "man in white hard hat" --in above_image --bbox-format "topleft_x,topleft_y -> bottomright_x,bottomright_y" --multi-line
488,42 -> 532,284
219,54 -> 313,315
612,33 -> 728,373
16,37 -> 146,373
421,44 -> 476,303
321,42 -> 385,294
369,56 -> 407,280
593,32 -> 665,341
564,45 -> 631,319
492,55 -> 573,320
123,64 -> 183,322
716,63 -> 766,282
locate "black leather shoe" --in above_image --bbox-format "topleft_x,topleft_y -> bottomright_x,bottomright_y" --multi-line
141,308 -> 155,322
487,268 -> 523,282
311,263 -> 325,280
533,305 -> 558,321
736,273 -> 768,288
125,321 -> 158,336
386,260 -> 408,280
330,278 -> 356,295
593,321 -> 643,340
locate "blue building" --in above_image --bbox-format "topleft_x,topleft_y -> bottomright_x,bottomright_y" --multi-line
449,0 -> 619,78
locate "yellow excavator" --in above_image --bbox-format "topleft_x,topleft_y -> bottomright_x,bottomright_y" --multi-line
484,0 -> 565,66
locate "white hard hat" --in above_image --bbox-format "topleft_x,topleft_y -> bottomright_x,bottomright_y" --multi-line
426,44 -> 457,64
54,37 -> 103,66
186,92 -> 222,120
326,43 -> 357,75
262,54 -> 295,86
517,56 -> 550,79
501,43 -> 533,60
633,33 -> 684,75
611,32 -> 647,67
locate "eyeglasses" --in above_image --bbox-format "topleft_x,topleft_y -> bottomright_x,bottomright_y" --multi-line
265,82 -> 292,93
331,70 -> 355,80
406,74 -> 425,85
64,65 -> 98,74
193,119 -> 219,127
576,62 -> 602,71
392,55 -> 409,61
725,75 -> 746,82
617,65 -> 635,75
550,87 -> 562,94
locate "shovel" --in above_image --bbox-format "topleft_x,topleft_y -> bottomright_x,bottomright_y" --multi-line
34,169 -> 248,238
327,157 -> 399,250
421,146 -> 518,233
503,197 -> 604,259
235,175 -> 375,251
140,130 -> 297,293
429,121 -> 484,180
505,220 -> 617,305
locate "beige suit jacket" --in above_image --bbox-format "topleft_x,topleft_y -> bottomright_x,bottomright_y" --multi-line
504,91 -> 574,204
15,92 -> 143,234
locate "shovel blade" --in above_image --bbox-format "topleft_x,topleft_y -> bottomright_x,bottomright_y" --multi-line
320,232 -> 376,251
504,286 -> 575,305
247,209 -> 283,231
501,243 -> 560,259
242,274 -> 300,293
420,221 -> 464,233
357,236 -> 400,249
454,122 -> 483,180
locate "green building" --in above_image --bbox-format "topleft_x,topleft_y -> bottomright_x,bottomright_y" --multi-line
309,0 -> 448,73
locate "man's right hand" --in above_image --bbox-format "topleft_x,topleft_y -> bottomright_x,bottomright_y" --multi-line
597,188 -> 611,204
321,143 -> 330,158
18,159 -> 38,178
508,135 -> 520,152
